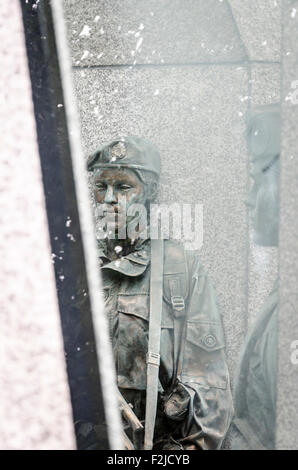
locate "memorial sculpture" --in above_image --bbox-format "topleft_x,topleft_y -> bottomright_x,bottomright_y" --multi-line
86,135 -> 233,450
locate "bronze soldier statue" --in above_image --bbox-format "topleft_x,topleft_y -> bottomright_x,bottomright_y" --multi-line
233,105 -> 281,450
87,136 -> 233,450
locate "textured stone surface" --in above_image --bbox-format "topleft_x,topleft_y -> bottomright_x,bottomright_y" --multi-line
0,0 -> 75,450
64,0 -> 247,66
229,0 -> 282,62
276,0 -> 298,450
73,64 -> 249,376
251,63 -> 281,106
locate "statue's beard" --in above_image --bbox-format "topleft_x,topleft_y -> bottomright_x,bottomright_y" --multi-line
95,207 -> 148,241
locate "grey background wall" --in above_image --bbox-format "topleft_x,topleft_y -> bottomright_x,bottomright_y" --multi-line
63,0 -> 281,387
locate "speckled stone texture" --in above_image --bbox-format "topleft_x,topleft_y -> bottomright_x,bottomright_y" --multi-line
0,0 -> 75,450
64,0 -> 247,66
276,0 -> 298,450
251,64 -> 281,106
229,0 -> 282,62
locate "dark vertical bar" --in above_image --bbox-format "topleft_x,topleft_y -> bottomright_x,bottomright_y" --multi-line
19,0 -> 109,449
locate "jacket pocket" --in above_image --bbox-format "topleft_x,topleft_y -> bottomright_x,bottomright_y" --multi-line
117,293 -> 173,328
117,294 -> 172,391
117,294 -> 149,390
118,293 -> 149,321
181,321 -> 228,389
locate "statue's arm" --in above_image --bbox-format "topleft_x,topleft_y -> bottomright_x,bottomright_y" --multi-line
163,256 -> 234,450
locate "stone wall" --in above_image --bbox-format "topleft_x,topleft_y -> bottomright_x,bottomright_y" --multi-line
0,0 -> 75,450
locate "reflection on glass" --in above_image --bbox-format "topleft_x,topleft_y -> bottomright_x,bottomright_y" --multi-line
233,105 -> 281,450
62,0 -> 284,451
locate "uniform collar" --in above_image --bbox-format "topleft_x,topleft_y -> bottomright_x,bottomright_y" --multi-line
97,238 -> 150,277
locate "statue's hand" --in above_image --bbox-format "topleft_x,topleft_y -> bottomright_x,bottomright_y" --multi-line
164,383 -> 190,421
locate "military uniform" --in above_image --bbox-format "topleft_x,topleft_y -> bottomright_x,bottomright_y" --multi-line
88,135 -> 233,449
98,237 -> 233,450
233,284 -> 278,450
233,107 -> 280,450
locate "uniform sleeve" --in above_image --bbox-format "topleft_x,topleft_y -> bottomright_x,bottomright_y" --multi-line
163,255 -> 234,450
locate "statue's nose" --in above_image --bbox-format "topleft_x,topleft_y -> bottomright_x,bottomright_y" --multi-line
104,185 -> 117,204
245,184 -> 258,209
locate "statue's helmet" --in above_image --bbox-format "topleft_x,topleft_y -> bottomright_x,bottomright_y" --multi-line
87,135 -> 161,179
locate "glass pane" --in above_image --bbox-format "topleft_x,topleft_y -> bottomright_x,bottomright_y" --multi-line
62,0 -> 282,450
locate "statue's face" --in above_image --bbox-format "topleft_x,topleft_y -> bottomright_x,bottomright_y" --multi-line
93,167 -> 147,236
245,158 -> 280,246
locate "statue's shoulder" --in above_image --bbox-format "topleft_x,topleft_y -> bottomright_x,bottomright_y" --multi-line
163,239 -> 204,278
162,240 -> 206,304
163,239 -> 186,264
162,240 -> 188,303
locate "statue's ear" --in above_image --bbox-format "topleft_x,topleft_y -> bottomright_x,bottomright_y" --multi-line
147,180 -> 159,201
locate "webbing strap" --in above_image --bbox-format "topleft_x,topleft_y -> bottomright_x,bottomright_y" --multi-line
144,239 -> 164,450
169,278 -> 186,390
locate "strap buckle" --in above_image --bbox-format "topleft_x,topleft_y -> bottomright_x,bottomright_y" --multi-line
146,351 -> 160,366
171,295 -> 185,311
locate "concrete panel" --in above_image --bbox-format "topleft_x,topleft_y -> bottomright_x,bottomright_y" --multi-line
229,0 -> 282,62
0,0 -> 75,450
276,0 -> 298,450
73,64 -> 249,376
64,0 -> 247,66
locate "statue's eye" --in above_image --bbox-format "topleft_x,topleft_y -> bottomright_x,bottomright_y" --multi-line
262,154 -> 280,174
118,184 -> 132,191
95,183 -> 106,191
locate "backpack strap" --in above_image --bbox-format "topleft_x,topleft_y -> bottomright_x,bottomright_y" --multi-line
163,242 -> 189,390
169,278 -> 186,390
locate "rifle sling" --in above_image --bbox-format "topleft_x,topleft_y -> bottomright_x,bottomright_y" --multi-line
144,239 -> 164,450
